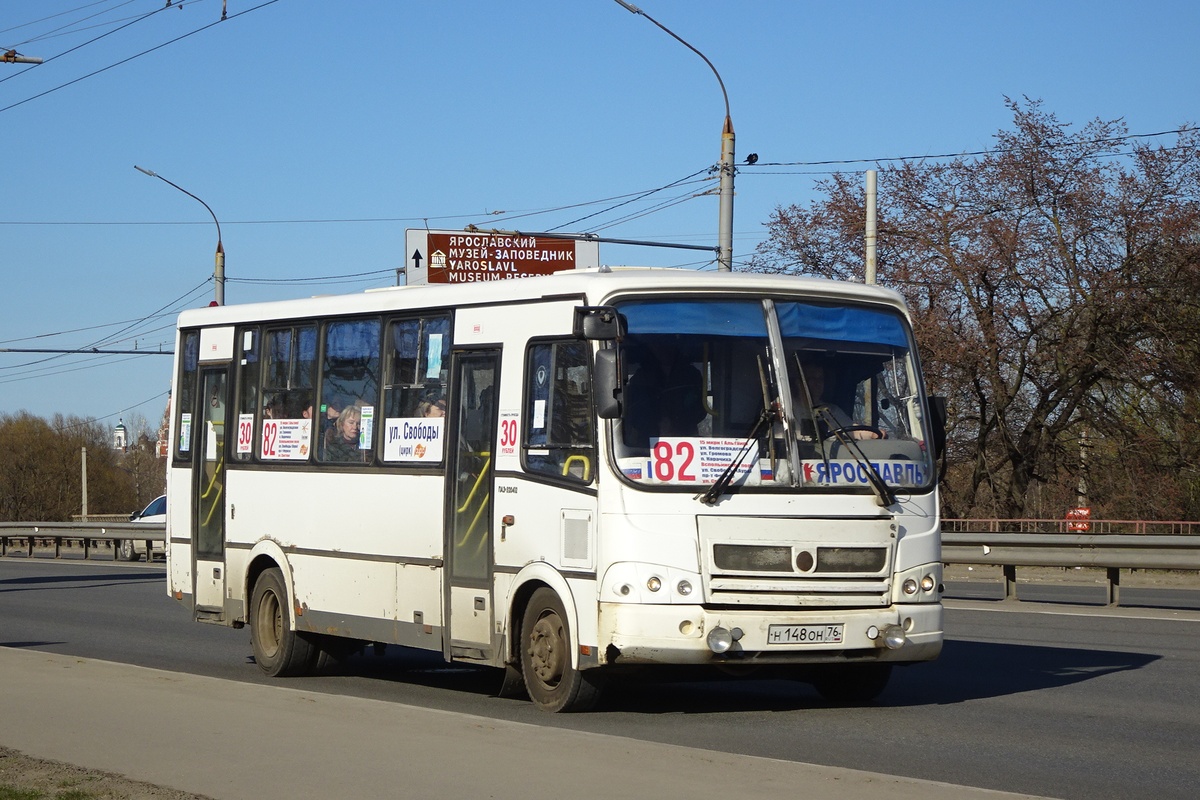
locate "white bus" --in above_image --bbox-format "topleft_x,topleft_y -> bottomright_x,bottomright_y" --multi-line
166,267 -> 945,711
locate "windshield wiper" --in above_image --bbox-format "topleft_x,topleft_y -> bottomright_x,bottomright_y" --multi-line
695,406 -> 775,506
815,407 -> 898,508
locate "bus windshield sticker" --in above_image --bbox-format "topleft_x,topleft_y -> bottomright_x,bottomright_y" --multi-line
426,335 -> 443,378
800,459 -> 925,488
646,438 -> 761,484
236,413 -> 254,455
383,417 -> 444,462
359,406 -> 375,449
179,413 -> 192,452
499,411 -> 519,457
261,419 -> 312,460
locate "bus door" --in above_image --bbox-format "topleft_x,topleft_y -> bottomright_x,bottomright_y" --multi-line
445,349 -> 500,659
193,366 -> 228,613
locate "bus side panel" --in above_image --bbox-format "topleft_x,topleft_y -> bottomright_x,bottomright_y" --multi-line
225,470 -> 446,636
166,464 -> 193,603
493,475 -> 600,658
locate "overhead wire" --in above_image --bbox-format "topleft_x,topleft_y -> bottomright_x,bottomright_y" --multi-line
49,388 -> 171,431
546,167 -> 712,232
0,0 -> 174,86
0,311 -> 184,346
0,0 -> 281,112
0,276 -> 210,372
4,0 -> 144,47
0,0 -> 119,37
739,127 -> 1196,170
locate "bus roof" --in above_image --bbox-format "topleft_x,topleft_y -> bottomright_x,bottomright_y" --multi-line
175,267 -> 910,329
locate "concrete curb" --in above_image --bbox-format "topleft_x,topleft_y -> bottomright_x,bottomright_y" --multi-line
0,647 -> 1045,799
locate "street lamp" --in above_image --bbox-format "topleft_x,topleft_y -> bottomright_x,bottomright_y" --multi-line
134,165 -> 225,305
613,1 -> 735,271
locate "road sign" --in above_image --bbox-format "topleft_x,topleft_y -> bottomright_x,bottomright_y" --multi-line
1066,506 -> 1091,532
404,229 -> 599,286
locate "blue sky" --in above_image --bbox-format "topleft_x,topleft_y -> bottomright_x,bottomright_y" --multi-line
2,0 -> 1198,428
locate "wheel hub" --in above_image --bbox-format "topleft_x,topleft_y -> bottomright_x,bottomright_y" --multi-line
528,614 -> 565,686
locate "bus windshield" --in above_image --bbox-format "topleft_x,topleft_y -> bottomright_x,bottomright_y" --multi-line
611,297 -> 935,495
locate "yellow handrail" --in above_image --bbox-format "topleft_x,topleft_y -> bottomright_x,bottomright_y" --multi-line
455,452 -> 491,514
562,454 -> 591,481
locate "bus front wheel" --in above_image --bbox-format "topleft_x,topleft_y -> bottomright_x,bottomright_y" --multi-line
519,588 -> 602,712
250,567 -> 319,677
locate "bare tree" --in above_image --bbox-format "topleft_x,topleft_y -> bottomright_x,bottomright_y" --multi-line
0,412 -> 140,521
750,99 -> 1200,519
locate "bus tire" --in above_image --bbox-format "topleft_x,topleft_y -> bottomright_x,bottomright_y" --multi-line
811,663 -> 892,705
250,567 -> 319,677
519,588 -> 602,712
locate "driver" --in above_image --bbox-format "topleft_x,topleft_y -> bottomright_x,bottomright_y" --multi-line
793,361 -> 883,440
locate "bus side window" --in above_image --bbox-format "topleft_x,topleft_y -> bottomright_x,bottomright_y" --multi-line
382,313 -> 451,422
174,330 -> 200,460
233,327 -> 261,462
259,325 -> 317,461
524,340 -> 595,483
318,318 -> 381,463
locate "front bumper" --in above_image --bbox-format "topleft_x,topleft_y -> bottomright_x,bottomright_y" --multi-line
597,601 -> 942,666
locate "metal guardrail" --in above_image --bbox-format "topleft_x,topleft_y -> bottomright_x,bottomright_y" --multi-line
0,521 -> 164,559
942,531 -> 1200,605
3,520 -> 1198,607
943,518 -> 1200,535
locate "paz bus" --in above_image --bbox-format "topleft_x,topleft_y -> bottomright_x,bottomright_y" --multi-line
165,266 -> 945,712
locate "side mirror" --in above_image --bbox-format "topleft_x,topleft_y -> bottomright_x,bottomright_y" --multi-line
927,395 -> 947,460
594,348 -> 621,419
574,306 -> 626,341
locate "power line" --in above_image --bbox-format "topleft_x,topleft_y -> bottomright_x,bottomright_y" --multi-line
547,167 -> 711,232
0,312 -> 181,346
47,388 -> 171,431
0,0 -> 280,113
0,0 -> 125,38
0,347 -> 172,355
0,277 -> 209,371
740,127 -> 1197,170
0,1 -> 173,86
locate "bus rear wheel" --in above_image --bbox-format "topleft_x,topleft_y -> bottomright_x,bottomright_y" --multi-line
519,588 -> 602,712
250,567 -> 319,677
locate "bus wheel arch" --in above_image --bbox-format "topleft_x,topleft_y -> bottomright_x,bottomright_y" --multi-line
496,579 -> 545,699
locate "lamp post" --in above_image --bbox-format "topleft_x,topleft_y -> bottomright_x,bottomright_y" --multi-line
134,165 -> 225,305
613,1 -> 735,271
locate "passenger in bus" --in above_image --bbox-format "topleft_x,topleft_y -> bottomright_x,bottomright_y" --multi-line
263,394 -> 285,419
323,404 -> 365,461
291,390 -> 314,420
622,339 -> 706,447
793,361 -> 881,440
417,397 -> 446,418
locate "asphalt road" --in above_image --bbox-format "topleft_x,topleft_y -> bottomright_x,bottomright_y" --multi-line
3,557 -> 1199,799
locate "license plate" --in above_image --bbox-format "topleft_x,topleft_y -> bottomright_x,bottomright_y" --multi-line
767,623 -> 844,645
